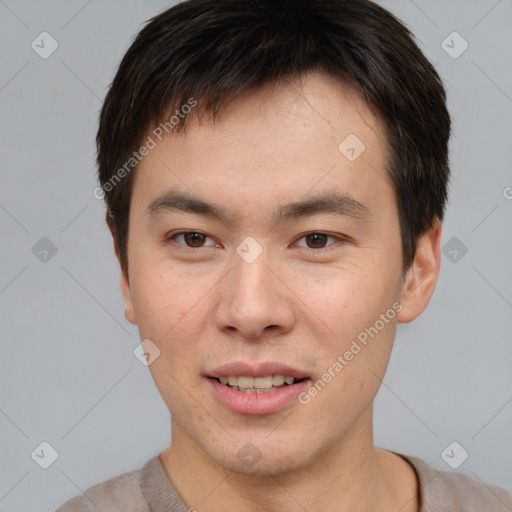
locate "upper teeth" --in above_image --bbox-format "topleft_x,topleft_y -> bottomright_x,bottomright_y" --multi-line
219,375 -> 295,388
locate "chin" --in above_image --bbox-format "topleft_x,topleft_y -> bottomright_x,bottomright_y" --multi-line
206,439 -> 311,477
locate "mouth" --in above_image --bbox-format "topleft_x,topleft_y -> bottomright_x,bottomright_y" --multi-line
211,375 -> 309,394
205,362 -> 312,415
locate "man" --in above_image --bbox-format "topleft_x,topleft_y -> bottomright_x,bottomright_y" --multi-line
57,0 -> 512,510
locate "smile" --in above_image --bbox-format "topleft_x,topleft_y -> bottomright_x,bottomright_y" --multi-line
215,375 -> 306,393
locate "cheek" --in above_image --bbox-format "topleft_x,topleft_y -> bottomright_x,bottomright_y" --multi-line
296,265 -> 399,404
129,265 -> 215,391
298,262 -> 395,340
130,263 -> 205,337
300,318 -> 397,436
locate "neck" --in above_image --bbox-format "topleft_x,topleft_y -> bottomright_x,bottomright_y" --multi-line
160,407 -> 417,512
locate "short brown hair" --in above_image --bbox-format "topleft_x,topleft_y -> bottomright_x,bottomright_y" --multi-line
97,0 -> 451,275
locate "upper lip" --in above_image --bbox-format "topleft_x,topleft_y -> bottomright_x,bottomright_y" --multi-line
207,361 -> 310,380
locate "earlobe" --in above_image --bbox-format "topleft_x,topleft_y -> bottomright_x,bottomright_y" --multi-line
397,219 -> 442,324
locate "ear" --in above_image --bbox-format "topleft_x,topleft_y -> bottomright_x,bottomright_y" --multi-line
397,219 -> 442,324
107,213 -> 137,325
120,268 -> 137,325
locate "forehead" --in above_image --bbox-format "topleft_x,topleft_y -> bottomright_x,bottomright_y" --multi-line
162,72 -> 386,155
133,72 -> 392,218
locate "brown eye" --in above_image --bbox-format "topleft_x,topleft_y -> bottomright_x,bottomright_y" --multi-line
169,231 -> 216,248
183,232 -> 206,247
295,232 -> 340,250
305,233 -> 329,248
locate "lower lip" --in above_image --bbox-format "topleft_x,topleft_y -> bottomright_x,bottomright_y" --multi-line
207,377 -> 311,415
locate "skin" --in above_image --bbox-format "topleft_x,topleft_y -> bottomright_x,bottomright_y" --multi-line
116,72 -> 441,511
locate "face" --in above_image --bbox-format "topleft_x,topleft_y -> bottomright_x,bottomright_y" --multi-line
120,72 -> 437,476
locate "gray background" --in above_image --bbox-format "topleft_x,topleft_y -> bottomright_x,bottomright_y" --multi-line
1,1 -> 511,510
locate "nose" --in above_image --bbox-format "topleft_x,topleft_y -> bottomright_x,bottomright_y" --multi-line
215,248 -> 295,341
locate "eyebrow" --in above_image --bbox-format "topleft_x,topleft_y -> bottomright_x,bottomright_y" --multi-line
147,189 -> 370,225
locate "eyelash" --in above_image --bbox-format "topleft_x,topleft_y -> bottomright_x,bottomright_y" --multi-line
166,231 -> 345,251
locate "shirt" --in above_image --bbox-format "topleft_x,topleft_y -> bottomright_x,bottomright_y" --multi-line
56,451 -> 512,511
